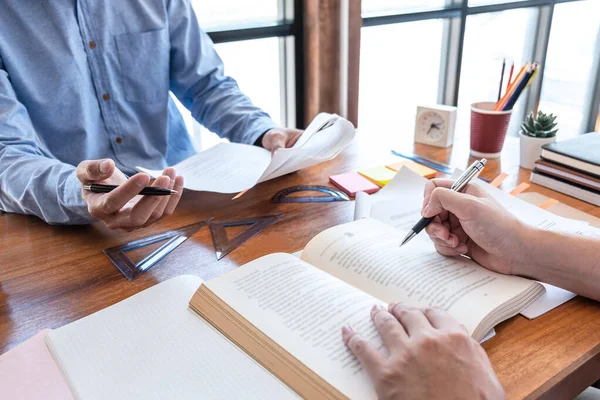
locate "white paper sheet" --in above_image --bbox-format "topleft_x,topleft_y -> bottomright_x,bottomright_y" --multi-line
47,276 -> 297,400
138,113 -> 355,193
354,167 -> 429,226
520,283 -> 577,319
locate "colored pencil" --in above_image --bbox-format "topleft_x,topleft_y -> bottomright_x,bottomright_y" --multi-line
497,58 -> 506,101
494,63 -> 529,111
506,62 -> 514,90
503,63 -> 537,110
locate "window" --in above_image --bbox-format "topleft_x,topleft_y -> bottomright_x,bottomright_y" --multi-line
360,0 -> 600,142
172,0 -> 298,150
457,8 -> 537,137
191,0 -> 282,30
359,20 -> 444,146
538,0 -> 600,137
362,0 -> 448,16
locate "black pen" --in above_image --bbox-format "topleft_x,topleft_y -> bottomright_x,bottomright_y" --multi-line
83,183 -> 177,196
400,158 -> 487,247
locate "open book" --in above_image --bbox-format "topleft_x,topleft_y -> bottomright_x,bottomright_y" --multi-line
137,113 -> 355,193
190,218 -> 545,399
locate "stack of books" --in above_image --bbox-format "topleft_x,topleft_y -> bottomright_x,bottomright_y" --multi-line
530,133 -> 600,206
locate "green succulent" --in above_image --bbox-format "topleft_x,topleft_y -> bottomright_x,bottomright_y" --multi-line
521,110 -> 558,138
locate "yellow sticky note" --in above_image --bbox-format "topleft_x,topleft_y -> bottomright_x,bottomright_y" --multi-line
358,166 -> 396,187
386,161 -> 437,179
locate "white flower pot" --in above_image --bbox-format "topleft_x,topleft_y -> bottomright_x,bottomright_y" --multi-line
519,131 -> 556,169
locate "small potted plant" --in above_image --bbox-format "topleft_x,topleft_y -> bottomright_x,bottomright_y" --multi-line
519,110 -> 558,169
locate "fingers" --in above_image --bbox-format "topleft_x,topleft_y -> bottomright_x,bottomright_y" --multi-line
285,129 -> 303,147
423,307 -> 465,331
342,325 -> 385,380
127,175 -> 171,227
89,173 -> 150,217
422,188 -> 475,220
371,304 -> 408,351
433,243 -> 469,257
262,130 -> 287,153
388,304 -> 432,337
163,175 -> 184,216
143,168 -> 176,226
76,159 -> 115,183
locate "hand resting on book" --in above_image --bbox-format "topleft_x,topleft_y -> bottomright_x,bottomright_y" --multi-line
342,303 -> 504,400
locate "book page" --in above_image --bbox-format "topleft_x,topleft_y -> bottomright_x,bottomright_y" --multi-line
301,218 -> 539,338
138,142 -> 272,193
47,276 -> 297,400
204,253 -> 384,400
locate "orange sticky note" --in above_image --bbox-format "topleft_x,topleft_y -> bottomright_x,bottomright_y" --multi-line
509,182 -> 530,196
538,198 -> 559,210
490,173 -> 509,188
358,166 -> 396,187
386,161 -> 437,179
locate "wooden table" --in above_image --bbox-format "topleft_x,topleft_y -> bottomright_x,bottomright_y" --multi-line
1,132 -> 599,399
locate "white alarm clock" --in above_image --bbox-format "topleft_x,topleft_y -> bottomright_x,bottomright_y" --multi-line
414,105 -> 457,148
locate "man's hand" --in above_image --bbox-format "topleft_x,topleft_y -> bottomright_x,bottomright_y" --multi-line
421,179 -> 531,275
342,304 -> 504,400
76,159 -> 184,231
261,128 -> 303,153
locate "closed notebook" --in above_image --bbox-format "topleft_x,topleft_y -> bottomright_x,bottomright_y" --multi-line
530,170 -> 600,207
0,329 -> 74,400
541,133 -> 600,177
534,159 -> 600,192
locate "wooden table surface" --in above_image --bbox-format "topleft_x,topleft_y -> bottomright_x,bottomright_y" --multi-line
1,131 -> 599,399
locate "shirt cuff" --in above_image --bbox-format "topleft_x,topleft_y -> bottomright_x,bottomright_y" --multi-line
246,117 -> 277,147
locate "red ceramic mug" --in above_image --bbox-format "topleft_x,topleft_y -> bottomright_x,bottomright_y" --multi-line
470,101 -> 512,158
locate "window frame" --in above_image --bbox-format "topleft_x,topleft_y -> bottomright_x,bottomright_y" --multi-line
203,0 -> 305,128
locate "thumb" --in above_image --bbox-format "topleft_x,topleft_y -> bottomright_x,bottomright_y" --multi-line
422,187 -> 474,220
76,159 -> 115,183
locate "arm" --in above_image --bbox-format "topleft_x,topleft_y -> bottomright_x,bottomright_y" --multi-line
518,228 -> 600,302
166,0 -> 275,145
421,179 -> 600,302
0,55 -> 91,224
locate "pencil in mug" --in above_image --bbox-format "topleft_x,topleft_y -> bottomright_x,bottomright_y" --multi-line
503,63 -> 537,110
494,62 -> 529,111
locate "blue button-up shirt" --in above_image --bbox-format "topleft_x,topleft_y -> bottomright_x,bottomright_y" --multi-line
0,0 -> 275,224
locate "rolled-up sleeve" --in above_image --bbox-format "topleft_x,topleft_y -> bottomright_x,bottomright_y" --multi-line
0,56 -> 93,224
166,0 -> 276,145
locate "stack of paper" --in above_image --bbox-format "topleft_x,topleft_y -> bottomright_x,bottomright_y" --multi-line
138,113 -> 355,193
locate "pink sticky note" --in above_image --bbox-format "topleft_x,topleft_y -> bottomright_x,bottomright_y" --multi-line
329,172 -> 380,197
0,329 -> 75,400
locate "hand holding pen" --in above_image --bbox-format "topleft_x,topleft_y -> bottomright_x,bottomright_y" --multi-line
75,159 -> 184,231
400,159 -> 487,247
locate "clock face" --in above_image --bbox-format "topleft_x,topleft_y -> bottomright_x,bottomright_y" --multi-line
417,111 -> 446,142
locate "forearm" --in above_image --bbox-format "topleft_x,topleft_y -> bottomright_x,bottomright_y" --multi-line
0,148 -> 93,224
518,226 -> 600,301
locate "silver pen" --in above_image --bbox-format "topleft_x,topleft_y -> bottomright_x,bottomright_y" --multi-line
399,158 -> 487,247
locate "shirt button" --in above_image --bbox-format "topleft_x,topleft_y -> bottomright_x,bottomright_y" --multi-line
102,93 -> 110,101
115,137 -> 123,144
88,41 -> 96,49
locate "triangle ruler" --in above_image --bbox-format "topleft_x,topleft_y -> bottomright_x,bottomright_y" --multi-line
103,220 -> 209,281
271,185 -> 349,203
209,215 -> 282,260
